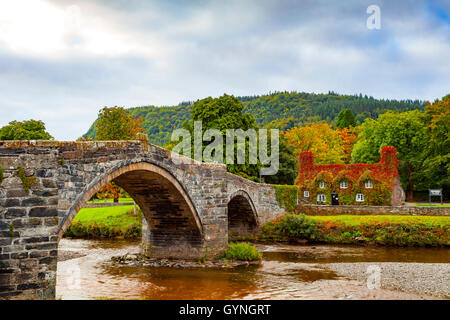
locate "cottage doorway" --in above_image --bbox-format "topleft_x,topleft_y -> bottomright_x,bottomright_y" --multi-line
331,191 -> 339,205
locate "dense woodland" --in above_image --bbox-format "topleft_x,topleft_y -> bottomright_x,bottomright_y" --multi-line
83,91 -> 425,146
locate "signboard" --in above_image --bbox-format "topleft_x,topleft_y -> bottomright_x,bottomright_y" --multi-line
429,189 -> 443,204
429,189 -> 442,196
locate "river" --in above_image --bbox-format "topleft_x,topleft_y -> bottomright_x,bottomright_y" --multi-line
56,238 -> 449,300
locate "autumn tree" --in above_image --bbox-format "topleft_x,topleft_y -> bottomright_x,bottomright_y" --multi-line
0,120 -> 53,140
284,122 -> 346,164
337,127 -> 358,164
94,106 -> 144,201
94,182 -> 127,203
95,106 -> 144,140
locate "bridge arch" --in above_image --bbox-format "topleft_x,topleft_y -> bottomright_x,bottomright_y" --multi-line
227,190 -> 258,238
58,161 -> 203,258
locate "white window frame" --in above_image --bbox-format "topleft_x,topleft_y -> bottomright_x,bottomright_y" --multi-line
319,181 -> 325,189
365,180 -> 373,189
356,193 -> 364,202
304,190 -> 310,198
317,193 -> 326,203
340,181 -> 348,189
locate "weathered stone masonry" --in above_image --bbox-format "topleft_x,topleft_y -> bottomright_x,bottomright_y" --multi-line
0,140 -> 286,299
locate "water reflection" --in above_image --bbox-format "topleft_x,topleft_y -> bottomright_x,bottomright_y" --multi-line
259,244 -> 450,263
56,239 -> 449,300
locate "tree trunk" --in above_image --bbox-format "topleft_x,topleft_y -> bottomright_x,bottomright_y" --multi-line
114,196 -> 119,203
407,164 -> 414,201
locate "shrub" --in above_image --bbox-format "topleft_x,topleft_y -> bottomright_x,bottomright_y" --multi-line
274,214 -> 318,240
222,242 -> 262,261
0,167 -> 3,184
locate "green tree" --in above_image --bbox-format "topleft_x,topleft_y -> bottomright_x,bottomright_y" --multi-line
95,106 -> 144,140
264,134 -> 298,185
170,94 -> 297,183
351,110 -> 428,200
335,109 -> 356,129
183,94 -> 262,181
0,120 -> 53,140
421,95 -> 450,191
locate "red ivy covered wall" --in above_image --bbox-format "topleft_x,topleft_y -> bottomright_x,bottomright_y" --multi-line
295,146 -> 403,206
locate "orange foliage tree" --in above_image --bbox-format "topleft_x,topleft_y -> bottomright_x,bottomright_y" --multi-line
93,106 -> 144,202
95,182 -> 128,203
284,122 -> 353,165
96,106 -> 144,140
337,127 -> 358,164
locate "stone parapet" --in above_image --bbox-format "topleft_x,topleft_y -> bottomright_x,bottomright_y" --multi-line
296,204 -> 450,216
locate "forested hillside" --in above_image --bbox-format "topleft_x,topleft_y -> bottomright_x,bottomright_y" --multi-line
83,91 -> 425,146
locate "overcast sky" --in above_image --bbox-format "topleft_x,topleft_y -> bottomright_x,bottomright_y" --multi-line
0,0 -> 449,140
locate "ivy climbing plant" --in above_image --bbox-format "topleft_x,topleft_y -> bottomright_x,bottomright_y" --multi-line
273,185 -> 299,212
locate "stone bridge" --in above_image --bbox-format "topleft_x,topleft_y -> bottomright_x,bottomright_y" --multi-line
0,140 -> 286,299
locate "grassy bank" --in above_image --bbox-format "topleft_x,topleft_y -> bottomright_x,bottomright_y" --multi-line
414,203 -> 450,207
259,214 -> 450,247
65,205 -> 142,239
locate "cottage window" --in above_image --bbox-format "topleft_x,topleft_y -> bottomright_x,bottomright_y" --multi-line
356,193 -> 364,202
317,193 -> 326,203
319,181 -> 325,189
365,180 -> 373,189
340,181 -> 348,189
304,190 -> 310,198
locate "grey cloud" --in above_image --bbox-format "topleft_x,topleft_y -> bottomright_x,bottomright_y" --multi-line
0,0 -> 449,140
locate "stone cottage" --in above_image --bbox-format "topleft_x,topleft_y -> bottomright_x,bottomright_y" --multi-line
295,146 -> 405,206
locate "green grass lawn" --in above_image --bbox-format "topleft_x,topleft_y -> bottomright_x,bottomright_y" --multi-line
308,215 -> 450,227
65,205 -> 142,239
414,203 -> 450,207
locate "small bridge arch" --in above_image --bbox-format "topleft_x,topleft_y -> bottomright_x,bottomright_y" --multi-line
58,161 -> 204,258
227,190 -> 258,238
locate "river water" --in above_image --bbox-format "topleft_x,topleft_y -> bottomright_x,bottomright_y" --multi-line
56,239 -> 449,300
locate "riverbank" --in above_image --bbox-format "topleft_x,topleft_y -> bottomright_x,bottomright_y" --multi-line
65,208 -> 449,247
64,205 -> 142,239
257,214 -> 449,247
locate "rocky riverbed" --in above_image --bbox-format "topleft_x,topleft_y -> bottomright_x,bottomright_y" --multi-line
325,262 -> 449,299
110,253 -> 261,268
